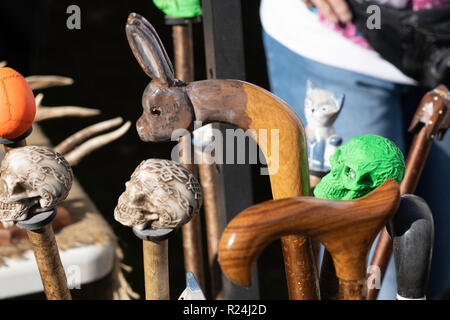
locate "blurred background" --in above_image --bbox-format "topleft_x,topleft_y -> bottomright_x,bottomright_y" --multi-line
0,0 -> 291,299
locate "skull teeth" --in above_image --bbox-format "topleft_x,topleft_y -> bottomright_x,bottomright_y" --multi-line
0,202 -> 20,210
119,203 -> 142,215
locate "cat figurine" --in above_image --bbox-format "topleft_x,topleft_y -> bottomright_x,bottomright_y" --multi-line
304,79 -> 344,175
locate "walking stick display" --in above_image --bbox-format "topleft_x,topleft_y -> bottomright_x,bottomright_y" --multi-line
125,13 -> 318,299
387,194 -> 434,300
312,134 -> 405,299
218,179 -> 400,300
114,159 -> 202,300
0,67 -> 72,300
367,85 -> 449,300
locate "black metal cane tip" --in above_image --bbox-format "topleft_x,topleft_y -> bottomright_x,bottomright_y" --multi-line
15,207 -> 57,231
132,225 -> 176,242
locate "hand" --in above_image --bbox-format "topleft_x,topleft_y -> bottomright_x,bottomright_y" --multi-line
301,0 -> 352,24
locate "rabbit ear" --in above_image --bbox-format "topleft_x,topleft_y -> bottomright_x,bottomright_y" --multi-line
126,13 -> 175,85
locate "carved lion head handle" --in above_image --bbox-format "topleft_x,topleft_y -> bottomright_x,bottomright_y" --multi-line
408,85 -> 450,141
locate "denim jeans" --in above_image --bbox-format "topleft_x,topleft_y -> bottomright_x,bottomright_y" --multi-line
263,30 -> 450,299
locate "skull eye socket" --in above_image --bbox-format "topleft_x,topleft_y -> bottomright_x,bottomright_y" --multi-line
132,193 -> 147,205
150,106 -> 161,117
345,167 -> 356,179
358,173 -> 374,187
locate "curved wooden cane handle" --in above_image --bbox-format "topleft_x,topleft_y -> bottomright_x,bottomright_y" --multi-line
187,80 -> 318,299
219,179 -> 400,289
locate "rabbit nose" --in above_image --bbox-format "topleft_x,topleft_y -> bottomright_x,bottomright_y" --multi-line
136,117 -> 151,142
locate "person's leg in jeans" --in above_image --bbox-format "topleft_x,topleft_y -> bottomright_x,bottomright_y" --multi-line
262,30 -> 407,299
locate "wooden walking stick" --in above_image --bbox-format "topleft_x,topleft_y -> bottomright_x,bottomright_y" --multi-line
367,85 -> 450,300
218,179 -> 400,300
0,67 -> 72,300
114,159 -> 203,300
303,80 -> 345,298
125,13 -> 319,299
162,10 -> 205,291
311,134 -> 406,299
387,194 -> 434,300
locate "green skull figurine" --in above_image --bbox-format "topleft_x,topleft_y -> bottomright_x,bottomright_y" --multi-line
153,0 -> 202,18
313,134 -> 405,200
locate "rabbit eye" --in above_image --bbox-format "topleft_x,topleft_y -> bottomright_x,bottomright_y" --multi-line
150,106 -> 161,117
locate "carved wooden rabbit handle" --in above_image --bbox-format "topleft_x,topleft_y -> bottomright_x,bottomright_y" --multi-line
219,179 -> 400,300
126,13 -> 317,299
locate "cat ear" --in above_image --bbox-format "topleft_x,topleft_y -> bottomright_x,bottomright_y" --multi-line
337,94 -> 345,111
306,79 -> 316,95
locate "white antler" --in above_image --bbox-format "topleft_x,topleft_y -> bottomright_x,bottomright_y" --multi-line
25,75 -> 74,91
55,117 -> 131,166
35,93 -> 101,122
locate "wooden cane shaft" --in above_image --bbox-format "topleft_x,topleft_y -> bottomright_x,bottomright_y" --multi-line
400,130 -> 433,195
281,235 -> 320,299
143,240 -> 170,300
197,162 -> 224,299
178,135 -> 206,292
181,215 -> 205,290
27,225 -> 71,300
180,174 -> 206,293
173,22 -> 206,294
172,24 -> 194,82
339,278 -> 366,300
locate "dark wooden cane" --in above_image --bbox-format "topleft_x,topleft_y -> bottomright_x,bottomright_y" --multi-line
367,85 -> 450,300
168,16 -> 206,292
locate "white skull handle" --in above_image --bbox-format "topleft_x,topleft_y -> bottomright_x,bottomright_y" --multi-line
0,146 -> 73,222
114,159 -> 202,231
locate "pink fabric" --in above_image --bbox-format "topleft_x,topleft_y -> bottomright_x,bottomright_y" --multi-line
413,0 -> 450,10
317,14 -> 372,49
317,0 -> 450,50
